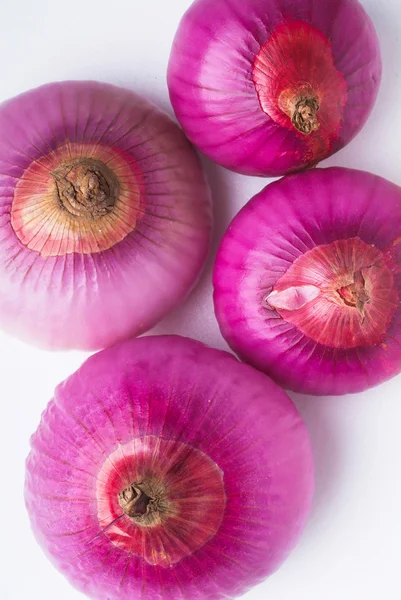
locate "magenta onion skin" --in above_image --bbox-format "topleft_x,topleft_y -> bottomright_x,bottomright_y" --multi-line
213,167 -> 401,396
25,335 -> 314,600
0,81 -> 212,350
168,0 -> 381,177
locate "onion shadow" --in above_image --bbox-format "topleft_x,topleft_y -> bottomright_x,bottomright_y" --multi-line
322,2 -> 401,184
149,157 -> 234,351
288,391 -> 344,541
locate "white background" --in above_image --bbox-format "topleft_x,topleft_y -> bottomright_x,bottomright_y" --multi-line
0,0 -> 400,598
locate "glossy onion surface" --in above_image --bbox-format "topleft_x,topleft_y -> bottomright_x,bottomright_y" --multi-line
25,335 -> 314,600
213,168 -> 401,395
168,0 -> 381,177
0,81 -> 212,349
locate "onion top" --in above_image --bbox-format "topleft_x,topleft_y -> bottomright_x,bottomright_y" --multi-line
214,168 -> 401,395
25,335 -> 314,600
168,0 -> 381,177
0,81 -> 212,350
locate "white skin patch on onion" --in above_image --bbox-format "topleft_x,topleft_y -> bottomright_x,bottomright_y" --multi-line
264,238 -> 398,349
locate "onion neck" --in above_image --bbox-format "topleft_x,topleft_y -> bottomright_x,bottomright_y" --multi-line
118,478 -> 168,527
337,269 -> 370,314
290,96 -> 320,134
278,86 -> 320,135
52,157 -> 119,220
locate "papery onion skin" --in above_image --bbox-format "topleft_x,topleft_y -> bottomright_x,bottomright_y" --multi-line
0,81 -> 212,350
168,0 -> 381,177
213,168 -> 401,396
25,335 -> 314,600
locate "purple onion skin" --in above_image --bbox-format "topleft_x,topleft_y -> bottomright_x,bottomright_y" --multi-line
168,0 -> 381,177
25,335 -> 314,600
0,81 -> 212,350
213,167 -> 401,396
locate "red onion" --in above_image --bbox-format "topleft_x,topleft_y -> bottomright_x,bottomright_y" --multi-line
168,0 -> 381,177
25,335 -> 314,600
0,81 -> 211,350
213,167 -> 401,396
